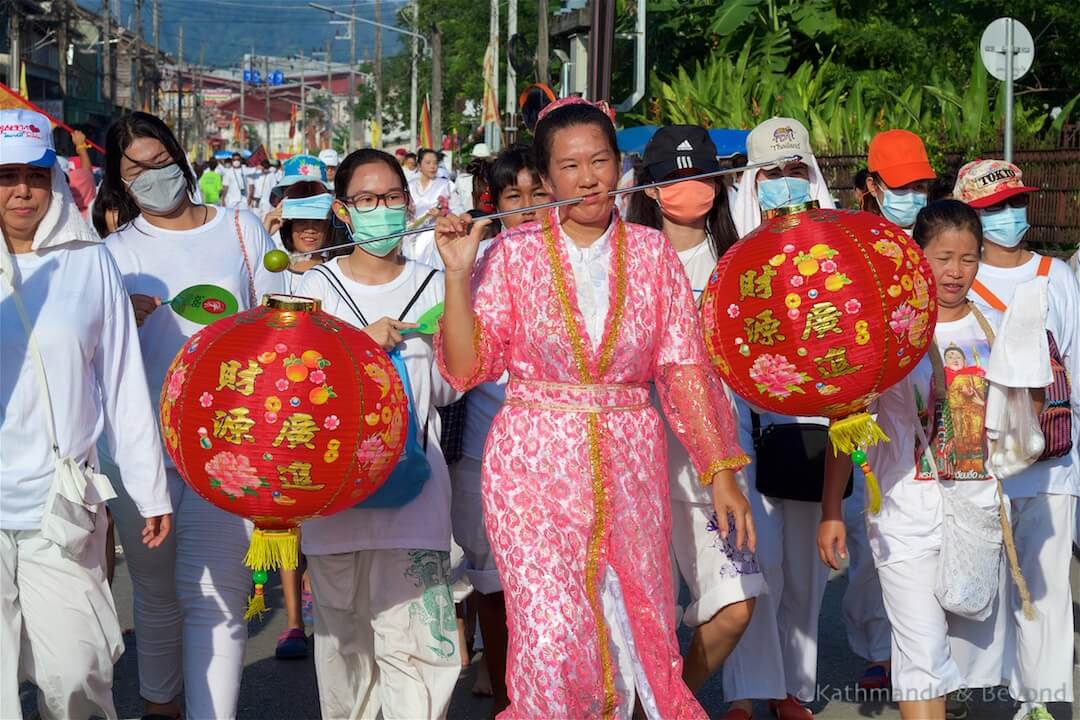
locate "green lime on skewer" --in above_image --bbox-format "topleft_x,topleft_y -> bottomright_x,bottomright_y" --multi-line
263,249 -> 291,273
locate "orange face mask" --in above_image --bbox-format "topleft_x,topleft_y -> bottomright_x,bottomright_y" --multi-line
658,180 -> 716,224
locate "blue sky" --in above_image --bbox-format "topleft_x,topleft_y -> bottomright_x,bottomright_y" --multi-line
76,0 -> 406,67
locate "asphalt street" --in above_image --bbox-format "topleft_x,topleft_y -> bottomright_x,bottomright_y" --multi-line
19,549 -> 1080,719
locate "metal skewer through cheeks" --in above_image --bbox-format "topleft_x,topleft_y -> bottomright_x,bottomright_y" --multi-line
264,155 -> 803,270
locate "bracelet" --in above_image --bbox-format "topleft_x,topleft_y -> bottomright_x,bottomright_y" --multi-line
77,143 -> 92,150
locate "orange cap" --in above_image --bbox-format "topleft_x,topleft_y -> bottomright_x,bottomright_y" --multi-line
868,130 -> 935,187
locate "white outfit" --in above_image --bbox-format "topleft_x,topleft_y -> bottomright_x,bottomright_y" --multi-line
250,170 -> 277,218
453,172 -> 475,213
665,241 -> 766,628
295,259 -> 461,720
405,176 -> 464,269
730,153 -> 835,238
220,164 -> 249,208
868,311 -> 1007,699
968,254 -> 1080,709
104,206 -> 284,718
1,166 -> 170,720
452,238 -> 506,595
721,406 -> 831,703
841,469 -> 893,662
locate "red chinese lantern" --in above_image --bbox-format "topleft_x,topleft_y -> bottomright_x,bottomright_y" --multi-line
701,207 -> 937,511
160,295 -> 408,616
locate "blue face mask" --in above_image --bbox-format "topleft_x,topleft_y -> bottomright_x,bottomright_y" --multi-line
880,187 -> 927,228
282,194 -> 333,221
757,177 -> 812,211
980,206 -> 1030,248
347,205 -> 408,257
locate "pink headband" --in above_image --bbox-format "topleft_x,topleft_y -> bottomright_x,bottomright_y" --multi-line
536,96 -> 617,126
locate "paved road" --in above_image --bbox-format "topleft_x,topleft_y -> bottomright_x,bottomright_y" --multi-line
21,551 -> 1080,719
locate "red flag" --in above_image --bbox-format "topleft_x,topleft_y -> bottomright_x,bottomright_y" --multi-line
0,82 -> 106,153
420,95 -> 434,150
247,144 -> 268,167
288,104 -> 297,139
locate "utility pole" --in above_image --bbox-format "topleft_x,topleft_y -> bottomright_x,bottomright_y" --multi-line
177,26 -> 184,150
264,55 -> 272,155
8,6 -> 20,97
431,23 -> 442,148
409,1 -> 419,149
587,0 -> 615,103
152,0 -> 160,111
506,0 -> 517,140
373,0 -> 383,149
486,0 -> 499,152
349,0 -> 357,151
100,0 -> 112,104
57,0 -> 69,95
239,53 -> 246,149
326,36 -> 334,146
537,0 -> 548,85
132,0 -> 142,110
299,50 -> 306,153
197,46 -> 205,159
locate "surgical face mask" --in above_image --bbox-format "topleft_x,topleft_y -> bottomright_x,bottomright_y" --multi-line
126,163 -> 188,214
980,206 -> 1030,248
657,180 -> 715,224
232,160 -> 241,168
347,205 -> 407,257
282,194 -> 333,221
879,186 -> 927,228
757,177 -> 812,211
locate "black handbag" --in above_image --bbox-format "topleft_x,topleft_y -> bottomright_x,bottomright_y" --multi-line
751,413 -> 853,502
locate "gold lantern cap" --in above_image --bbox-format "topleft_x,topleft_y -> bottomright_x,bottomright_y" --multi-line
263,294 -> 321,312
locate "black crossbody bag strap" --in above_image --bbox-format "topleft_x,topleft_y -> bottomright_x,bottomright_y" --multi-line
311,264 -> 370,327
398,269 -> 438,321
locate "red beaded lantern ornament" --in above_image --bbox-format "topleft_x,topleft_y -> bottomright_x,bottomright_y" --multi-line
701,207 -> 937,512
160,295 -> 408,617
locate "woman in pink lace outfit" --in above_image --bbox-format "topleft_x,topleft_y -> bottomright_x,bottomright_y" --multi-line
435,100 -> 753,719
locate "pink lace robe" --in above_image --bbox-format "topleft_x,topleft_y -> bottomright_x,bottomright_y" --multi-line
436,210 -> 747,719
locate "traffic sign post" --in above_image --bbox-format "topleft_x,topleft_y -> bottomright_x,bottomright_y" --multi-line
981,17 -> 1034,162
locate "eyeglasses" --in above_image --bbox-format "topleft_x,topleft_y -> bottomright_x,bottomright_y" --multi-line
343,190 -> 408,213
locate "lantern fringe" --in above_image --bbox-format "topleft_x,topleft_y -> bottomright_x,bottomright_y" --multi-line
828,412 -> 890,455
244,528 -> 300,572
244,585 -> 268,622
831,413 -> 890,516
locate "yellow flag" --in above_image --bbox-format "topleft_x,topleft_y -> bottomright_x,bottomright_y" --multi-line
19,64 -> 29,99
371,119 -> 382,148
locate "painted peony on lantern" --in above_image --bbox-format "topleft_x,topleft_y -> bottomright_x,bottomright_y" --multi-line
700,207 -> 937,511
160,295 -> 408,616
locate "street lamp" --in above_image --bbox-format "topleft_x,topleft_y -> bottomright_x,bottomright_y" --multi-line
307,2 -> 430,149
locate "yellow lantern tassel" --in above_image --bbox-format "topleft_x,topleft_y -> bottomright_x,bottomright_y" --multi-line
828,412 -> 890,455
244,582 -> 268,622
243,527 -> 300,572
856,460 -> 883,515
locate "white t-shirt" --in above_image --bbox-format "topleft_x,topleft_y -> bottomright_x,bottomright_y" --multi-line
295,258 -> 459,554
968,254 -> 1080,498
866,311 -> 1002,567
106,208 -> 285,468
1,242 -> 171,529
408,176 -> 462,220
220,165 -> 249,208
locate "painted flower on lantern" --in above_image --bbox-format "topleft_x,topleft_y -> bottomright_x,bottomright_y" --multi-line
789,275 -> 805,288
323,414 -> 341,431
166,363 -> 188,402
844,299 -> 862,315
309,370 -> 327,385
199,392 -> 214,408
889,303 -> 916,337
727,304 -> 741,319
749,353 -> 811,399
821,259 -> 838,274
275,378 -> 290,392
205,451 -> 266,498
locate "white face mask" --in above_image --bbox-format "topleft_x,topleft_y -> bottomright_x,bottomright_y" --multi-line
232,160 -> 241,168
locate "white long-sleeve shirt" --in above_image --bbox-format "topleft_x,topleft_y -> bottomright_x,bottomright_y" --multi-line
1,242 -> 171,529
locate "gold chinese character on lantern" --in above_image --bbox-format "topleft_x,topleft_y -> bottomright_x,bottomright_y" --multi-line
739,265 -> 777,300
216,359 -> 264,396
744,309 -> 786,346
814,346 -> 863,379
800,301 -> 843,340
212,408 -> 256,444
276,461 -> 326,491
272,413 -> 320,450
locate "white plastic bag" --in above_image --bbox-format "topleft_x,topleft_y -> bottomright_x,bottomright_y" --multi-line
986,386 -> 1044,480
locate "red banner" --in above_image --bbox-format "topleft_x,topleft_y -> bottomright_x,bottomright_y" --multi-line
0,82 -> 106,154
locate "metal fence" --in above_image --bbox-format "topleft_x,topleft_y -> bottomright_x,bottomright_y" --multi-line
817,150 -> 1080,257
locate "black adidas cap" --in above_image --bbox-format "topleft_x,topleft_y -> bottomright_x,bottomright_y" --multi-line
643,125 -> 720,180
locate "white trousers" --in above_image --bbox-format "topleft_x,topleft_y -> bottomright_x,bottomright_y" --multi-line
1005,493 -> 1076,706
1,509 -> 122,720
108,467 -> 251,719
722,493 -> 829,702
841,471 -> 892,662
308,548 -> 460,720
878,550 -> 1006,701
449,457 -> 501,595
